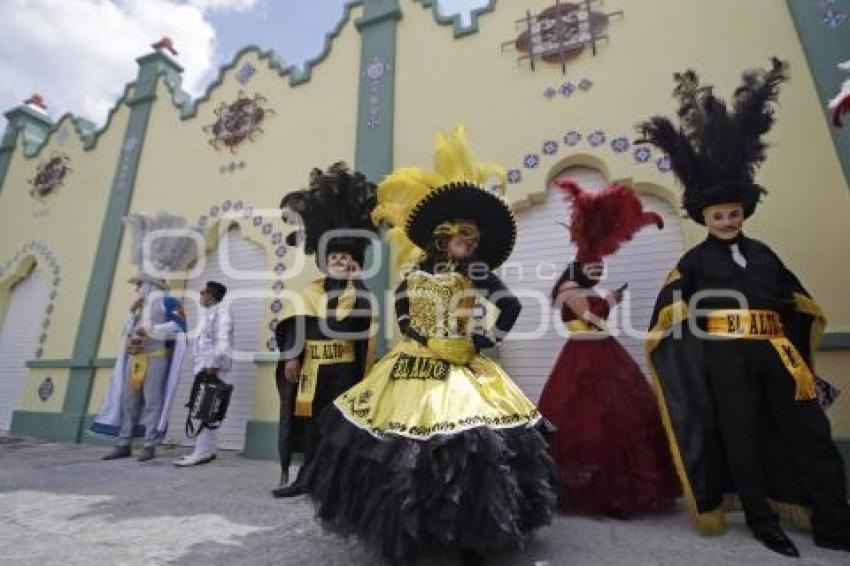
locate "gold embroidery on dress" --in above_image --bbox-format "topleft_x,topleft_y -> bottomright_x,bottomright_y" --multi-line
407,270 -> 476,338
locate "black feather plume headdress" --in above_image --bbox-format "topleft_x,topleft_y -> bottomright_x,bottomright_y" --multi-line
637,58 -> 789,224
280,162 -> 378,267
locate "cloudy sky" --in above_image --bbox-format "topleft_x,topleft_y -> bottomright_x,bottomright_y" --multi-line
0,0 -> 488,128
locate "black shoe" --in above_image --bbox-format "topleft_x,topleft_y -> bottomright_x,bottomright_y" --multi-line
814,537 -> 850,552
752,523 -> 800,558
102,446 -> 131,460
459,549 -> 483,566
271,481 -> 307,498
136,446 -> 156,462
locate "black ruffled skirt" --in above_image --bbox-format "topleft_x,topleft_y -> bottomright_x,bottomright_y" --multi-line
305,406 -> 558,564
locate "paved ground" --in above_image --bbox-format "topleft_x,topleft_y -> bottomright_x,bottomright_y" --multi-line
1,434 -> 848,566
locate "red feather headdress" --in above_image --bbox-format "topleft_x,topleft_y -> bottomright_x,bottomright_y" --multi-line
557,179 -> 663,263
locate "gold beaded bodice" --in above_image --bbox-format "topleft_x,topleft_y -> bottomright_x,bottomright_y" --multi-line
406,270 -> 476,338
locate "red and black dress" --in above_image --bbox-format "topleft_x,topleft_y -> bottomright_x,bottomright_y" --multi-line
538,289 -> 680,517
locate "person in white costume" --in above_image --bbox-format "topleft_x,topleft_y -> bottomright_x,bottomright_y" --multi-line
174,280 -> 234,467
93,212 -> 200,462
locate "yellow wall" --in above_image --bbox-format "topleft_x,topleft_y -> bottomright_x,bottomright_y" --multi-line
18,368 -> 68,413
0,107 -> 130,412
395,0 -> 850,326
394,0 -> 850,431
4,0 -> 849,436
91,6 -> 364,420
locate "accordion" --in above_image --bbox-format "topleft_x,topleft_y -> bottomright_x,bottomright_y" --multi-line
185,371 -> 233,438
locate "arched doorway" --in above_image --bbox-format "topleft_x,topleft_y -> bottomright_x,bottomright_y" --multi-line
165,225 -> 267,450
500,166 -> 685,402
0,265 -> 50,430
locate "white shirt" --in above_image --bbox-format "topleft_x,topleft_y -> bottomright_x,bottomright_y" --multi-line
192,302 -> 234,374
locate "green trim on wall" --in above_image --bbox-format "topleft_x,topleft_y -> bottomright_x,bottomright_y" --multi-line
92,358 -> 118,368
0,139 -> 15,194
253,352 -> 281,365
62,51 -> 182,444
0,105 -> 53,194
79,414 -> 114,446
242,419 -> 279,459
820,331 -> 850,350
414,0 -> 498,38
354,0 -> 401,357
785,0 -> 850,185
4,83 -> 134,167
27,358 -> 89,369
10,410 -> 82,443
165,2 -> 364,120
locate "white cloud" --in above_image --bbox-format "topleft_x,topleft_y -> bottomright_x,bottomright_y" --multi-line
188,0 -> 258,12
0,0 -> 253,128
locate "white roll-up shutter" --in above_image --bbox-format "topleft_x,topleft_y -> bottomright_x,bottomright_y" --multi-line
166,226 -> 266,450
0,267 -> 50,430
500,167 -> 685,403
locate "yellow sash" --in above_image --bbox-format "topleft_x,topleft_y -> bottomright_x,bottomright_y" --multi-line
705,309 -> 816,401
128,348 -> 168,391
295,339 -> 356,417
565,319 -> 608,334
280,278 -> 358,321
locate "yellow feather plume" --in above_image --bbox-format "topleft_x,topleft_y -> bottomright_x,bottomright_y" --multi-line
372,125 -> 506,273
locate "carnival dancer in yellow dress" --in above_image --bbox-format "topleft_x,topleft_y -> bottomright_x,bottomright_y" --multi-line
304,127 -> 558,565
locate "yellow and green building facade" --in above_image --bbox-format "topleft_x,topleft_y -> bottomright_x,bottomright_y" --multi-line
1,0 -> 848,462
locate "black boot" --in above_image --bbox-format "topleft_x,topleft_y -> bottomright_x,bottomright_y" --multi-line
751,522 -> 799,558
102,445 -> 131,460
272,468 -> 307,498
136,446 -> 156,462
459,548 -> 483,566
814,529 -> 850,553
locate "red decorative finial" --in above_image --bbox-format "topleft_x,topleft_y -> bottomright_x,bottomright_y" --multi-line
24,93 -> 47,110
151,36 -> 178,56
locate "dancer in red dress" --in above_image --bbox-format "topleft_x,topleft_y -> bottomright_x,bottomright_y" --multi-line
538,179 -> 680,518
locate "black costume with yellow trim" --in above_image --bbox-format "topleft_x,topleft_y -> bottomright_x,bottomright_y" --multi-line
277,162 -> 377,483
640,59 -> 850,544
275,277 -> 374,476
647,234 -> 850,537
303,127 -> 558,564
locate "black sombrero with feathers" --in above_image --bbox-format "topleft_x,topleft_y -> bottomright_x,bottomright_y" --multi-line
281,162 -> 378,266
405,181 -> 517,270
637,57 -> 789,224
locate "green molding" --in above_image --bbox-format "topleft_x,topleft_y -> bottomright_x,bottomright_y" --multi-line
62,55 -> 180,443
92,358 -> 118,368
785,0 -> 850,185
81,82 -> 136,151
0,146 -> 15,198
10,410 -> 83,443
27,358 -> 89,369
414,0 -> 498,38
242,419 -> 279,459
7,82 -> 135,166
27,113 -> 98,158
354,0 -> 401,357
820,331 -> 850,350
0,105 -> 53,193
253,352 -> 281,365
165,1 -> 364,121
355,0 -> 401,29
79,414 -> 114,446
